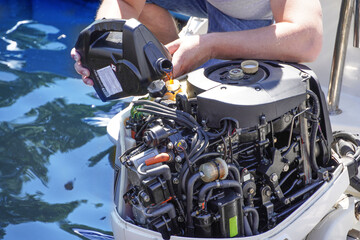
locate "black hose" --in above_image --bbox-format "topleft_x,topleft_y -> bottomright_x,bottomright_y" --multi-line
135,100 -> 209,161
309,121 -> 320,172
191,152 -> 223,166
144,202 -> 177,219
206,120 -> 228,139
283,179 -> 301,196
333,131 -> 360,146
221,136 -> 228,160
134,116 -> 156,139
307,90 -> 321,173
137,163 -> 172,181
198,180 -> 242,203
180,152 -> 223,194
279,167 -> 298,187
244,207 -> 259,235
186,172 -> 202,234
136,107 -> 193,129
136,107 -> 207,159
181,167 -> 190,193
244,216 -> 253,236
228,164 -> 241,183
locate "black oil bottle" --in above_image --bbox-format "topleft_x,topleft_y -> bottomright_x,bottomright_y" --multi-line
75,18 -> 172,101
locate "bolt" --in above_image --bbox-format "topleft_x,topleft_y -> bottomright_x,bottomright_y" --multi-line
167,142 -> 174,150
216,145 -> 224,152
248,188 -> 255,195
140,191 -> 150,202
270,173 -> 278,182
266,189 -> 272,197
177,216 -> 184,222
300,72 -> 309,79
173,177 -> 179,184
255,87 -> 261,91
283,164 -> 289,172
175,155 -> 182,163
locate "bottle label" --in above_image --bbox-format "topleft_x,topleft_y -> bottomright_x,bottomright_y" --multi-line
96,65 -> 123,97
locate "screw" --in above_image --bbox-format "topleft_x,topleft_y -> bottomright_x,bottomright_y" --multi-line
217,145 -> 224,152
283,164 -> 289,172
266,189 -> 272,197
255,87 -> 261,91
248,188 -> 255,195
300,72 -> 309,79
270,173 -> 278,182
167,142 -> 174,150
177,216 -> 184,222
173,177 -> 179,184
140,191 -> 150,202
175,155 -> 182,163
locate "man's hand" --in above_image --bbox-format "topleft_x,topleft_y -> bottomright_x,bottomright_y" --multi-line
166,35 -> 213,78
70,48 -> 94,86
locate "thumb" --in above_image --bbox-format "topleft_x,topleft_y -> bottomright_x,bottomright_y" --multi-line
165,39 -> 181,55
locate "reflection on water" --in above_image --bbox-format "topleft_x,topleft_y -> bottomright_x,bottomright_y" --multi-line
0,64 -> 65,107
0,1 -> 120,239
3,20 -> 66,51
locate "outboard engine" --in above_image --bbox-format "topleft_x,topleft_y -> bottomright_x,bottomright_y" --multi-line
120,59 -> 336,239
75,19 -> 360,240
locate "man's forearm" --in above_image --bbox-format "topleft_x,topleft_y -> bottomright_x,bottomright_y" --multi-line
207,21 -> 322,63
96,0 -> 144,20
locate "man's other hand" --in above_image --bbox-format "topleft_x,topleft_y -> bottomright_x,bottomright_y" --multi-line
71,48 -> 94,86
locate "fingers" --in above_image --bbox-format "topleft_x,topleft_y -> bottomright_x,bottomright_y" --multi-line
73,61 -> 90,77
171,53 -> 186,78
82,75 -> 94,86
165,39 -> 181,55
71,48 -> 93,86
70,48 -> 80,61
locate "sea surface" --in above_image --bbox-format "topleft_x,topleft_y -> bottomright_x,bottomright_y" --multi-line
0,1 -> 126,239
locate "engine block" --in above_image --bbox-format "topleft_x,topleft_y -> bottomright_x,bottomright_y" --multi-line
119,60 -> 336,239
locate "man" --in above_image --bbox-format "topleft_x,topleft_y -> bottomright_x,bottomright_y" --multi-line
71,0 -> 322,86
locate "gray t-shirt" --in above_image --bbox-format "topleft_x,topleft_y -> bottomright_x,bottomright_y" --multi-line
207,0 -> 273,20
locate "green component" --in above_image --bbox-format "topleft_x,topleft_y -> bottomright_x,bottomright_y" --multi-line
229,216 -> 238,237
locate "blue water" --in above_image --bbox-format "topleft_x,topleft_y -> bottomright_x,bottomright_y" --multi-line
0,1 -> 126,239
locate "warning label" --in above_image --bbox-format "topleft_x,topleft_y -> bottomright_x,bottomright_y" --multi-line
96,66 -> 123,97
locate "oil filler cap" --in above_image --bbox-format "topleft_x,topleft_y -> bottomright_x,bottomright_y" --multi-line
241,60 -> 259,74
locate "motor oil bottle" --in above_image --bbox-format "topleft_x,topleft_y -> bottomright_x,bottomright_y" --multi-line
75,18 -> 172,101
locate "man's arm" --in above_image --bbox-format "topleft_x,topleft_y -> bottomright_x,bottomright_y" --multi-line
167,0 -> 323,77
96,0 -> 145,19
212,0 -> 323,62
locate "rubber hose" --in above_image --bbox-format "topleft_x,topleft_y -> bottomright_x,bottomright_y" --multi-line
186,172 -> 202,232
244,206 -> 259,234
228,164 -> 241,183
198,180 -> 242,203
